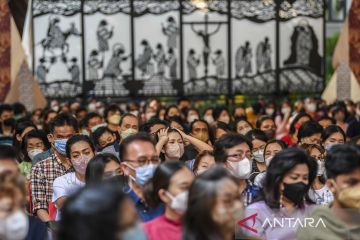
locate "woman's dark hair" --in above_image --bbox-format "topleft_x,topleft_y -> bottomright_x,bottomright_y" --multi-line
85,153 -> 121,185
12,121 -> 37,152
255,115 -> 274,129
58,183 -> 128,240
91,126 -> 118,150
234,117 -> 252,132
165,105 -> 180,120
65,135 -> 95,159
144,160 -> 186,208
212,106 -> 229,121
263,139 -> 287,154
297,121 -> 323,143
21,130 -> 51,162
298,143 -> 326,183
245,129 -> 268,143
193,150 -> 214,173
317,115 -> 335,125
213,133 -> 252,163
350,135 -> 360,146
168,116 -> 187,132
321,124 -> 346,143
41,109 -> 57,132
213,121 -> 231,135
183,166 -> 237,240
262,148 -> 317,208
104,104 -> 122,120
289,112 -> 312,135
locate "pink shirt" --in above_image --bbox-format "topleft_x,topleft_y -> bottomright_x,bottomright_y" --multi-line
143,214 -> 182,240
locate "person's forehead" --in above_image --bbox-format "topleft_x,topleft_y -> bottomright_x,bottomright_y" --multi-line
262,119 -> 274,125
288,163 -> 309,174
336,168 -> 360,182
266,142 -> 281,151
123,116 -> 137,123
126,141 -> 155,157
193,121 -> 206,128
168,131 -> 181,139
54,125 -> 75,134
216,179 -> 237,196
227,143 -> 250,152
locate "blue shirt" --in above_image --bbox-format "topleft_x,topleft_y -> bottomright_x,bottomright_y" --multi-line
128,189 -> 165,222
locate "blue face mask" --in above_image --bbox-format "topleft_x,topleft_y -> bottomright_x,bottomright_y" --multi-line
54,139 -> 68,155
127,163 -> 157,187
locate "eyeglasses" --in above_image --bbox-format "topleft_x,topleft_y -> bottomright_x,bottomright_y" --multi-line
103,170 -> 123,179
124,156 -> 161,167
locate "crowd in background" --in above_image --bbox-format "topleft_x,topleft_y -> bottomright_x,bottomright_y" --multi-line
0,96 -> 359,240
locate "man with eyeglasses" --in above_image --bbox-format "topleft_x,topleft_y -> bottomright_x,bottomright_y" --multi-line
213,133 -> 260,206
120,133 -> 164,222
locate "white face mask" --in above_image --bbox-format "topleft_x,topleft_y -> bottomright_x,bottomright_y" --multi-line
146,112 -> 156,120
253,150 -> 265,163
317,160 -> 325,176
219,115 -> 230,124
165,191 -> 189,214
0,210 -> 29,240
281,107 -> 291,115
306,103 -> 316,112
203,115 -> 214,124
165,143 -> 184,159
130,111 -> 139,117
265,156 -> 273,167
196,168 -> 207,175
187,115 -> 199,123
28,149 -> 44,161
239,127 -> 251,136
265,108 -> 275,116
88,103 -> 96,112
227,157 -> 252,179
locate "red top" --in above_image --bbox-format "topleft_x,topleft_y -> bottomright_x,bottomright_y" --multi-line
143,214 -> 182,240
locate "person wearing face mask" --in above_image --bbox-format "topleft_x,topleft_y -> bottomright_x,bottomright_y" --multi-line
164,105 -> 181,121
300,144 -> 333,205
321,125 -> 346,153
192,151 -> 215,176
104,104 -> 122,133
0,172 -> 48,240
82,112 -> 105,134
183,166 -> 243,240
92,126 -> 120,156
281,112 -> 312,147
143,161 -> 194,240
213,106 -> 231,125
297,144 -> 360,240
253,139 -> 288,187
85,153 -> 122,184
331,106 -> 348,133
245,129 -> 268,182
190,119 -> 213,145
256,115 -> 277,140
119,113 -> 139,141
202,107 -> 215,125
30,113 -> 78,222
304,98 -> 320,121
264,102 -> 276,117
297,121 -> 323,146
213,133 -> 260,206
156,128 -> 213,169
120,133 -> 164,222
243,148 -> 317,240
52,135 -> 96,220
234,118 -> 253,136
185,108 -> 200,124
20,130 -> 51,181
58,182 -> 147,240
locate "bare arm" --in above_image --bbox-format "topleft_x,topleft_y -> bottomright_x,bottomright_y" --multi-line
155,128 -> 169,156
176,129 -> 213,153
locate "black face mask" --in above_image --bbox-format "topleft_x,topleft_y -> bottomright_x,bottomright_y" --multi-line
264,129 -> 276,139
283,182 -> 309,205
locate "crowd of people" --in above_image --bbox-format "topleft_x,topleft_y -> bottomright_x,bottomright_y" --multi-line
0,97 -> 359,240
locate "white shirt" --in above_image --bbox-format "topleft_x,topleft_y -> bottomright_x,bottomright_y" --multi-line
308,185 -> 334,205
52,172 -> 85,220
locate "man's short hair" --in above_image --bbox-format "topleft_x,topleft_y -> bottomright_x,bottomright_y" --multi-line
119,133 -> 154,161
326,144 -> 360,179
0,145 -> 17,162
48,112 -> 79,133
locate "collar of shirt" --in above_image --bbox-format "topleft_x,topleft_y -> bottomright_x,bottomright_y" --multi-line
51,153 -> 74,172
